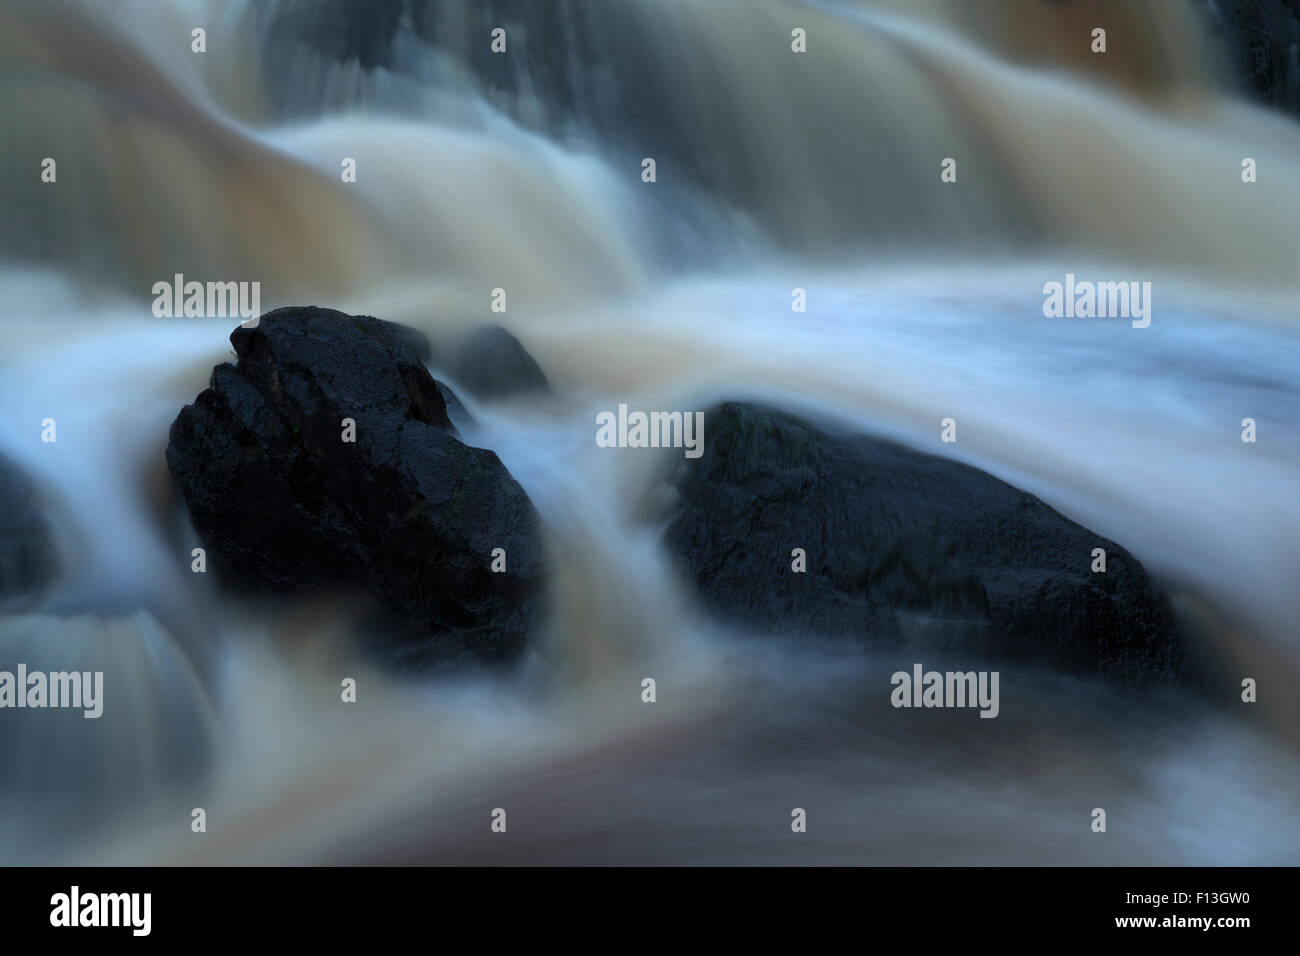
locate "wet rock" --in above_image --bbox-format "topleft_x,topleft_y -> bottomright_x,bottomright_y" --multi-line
433,325 -> 550,402
663,402 -> 1187,686
1199,0 -> 1300,115
165,306 -> 544,665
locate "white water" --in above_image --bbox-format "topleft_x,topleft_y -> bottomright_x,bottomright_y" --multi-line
1,0 -> 1299,863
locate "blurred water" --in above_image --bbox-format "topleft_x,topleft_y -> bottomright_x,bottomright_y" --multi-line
1,0 -> 1298,863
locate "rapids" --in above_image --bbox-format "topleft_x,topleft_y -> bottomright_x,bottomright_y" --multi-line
1,0 -> 1297,864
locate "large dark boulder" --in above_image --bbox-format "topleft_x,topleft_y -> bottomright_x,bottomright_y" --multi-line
165,307 -> 544,665
0,454 -> 58,602
663,402 -> 1186,686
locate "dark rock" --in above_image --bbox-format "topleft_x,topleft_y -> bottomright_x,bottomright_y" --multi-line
663,402 -> 1186,686
433,325 -> 550,402
0,454 -> 58,602
165,306 -> 544,664
1199,0 -> 1300,116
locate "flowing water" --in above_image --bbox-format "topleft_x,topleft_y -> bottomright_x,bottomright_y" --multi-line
1,0 -> 1299,864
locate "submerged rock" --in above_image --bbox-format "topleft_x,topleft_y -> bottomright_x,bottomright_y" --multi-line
0,454 -> 58,603
663,402 -> 1186,686
432,325 -> 550,401
165,307 -> 544,665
